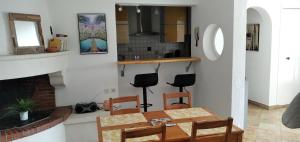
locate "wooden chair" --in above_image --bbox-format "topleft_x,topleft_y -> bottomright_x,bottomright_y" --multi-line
109,95 -> 141,115
121,124 -> 167,142
190,117 -> 233,142
163,92 -> 192,110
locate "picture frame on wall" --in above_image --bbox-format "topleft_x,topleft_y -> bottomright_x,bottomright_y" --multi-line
246,24 -> 260,51
77,13 -> 108,54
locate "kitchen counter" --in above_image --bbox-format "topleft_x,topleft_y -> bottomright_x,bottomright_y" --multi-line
64,110 -> 110,142
64,110 -> 109,125
117,57 -> 201,65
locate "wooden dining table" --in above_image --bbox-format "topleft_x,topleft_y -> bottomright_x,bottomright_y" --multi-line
97,107 -> 243,142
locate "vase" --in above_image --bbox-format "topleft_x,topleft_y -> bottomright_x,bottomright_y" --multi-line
20,111 -> 29,121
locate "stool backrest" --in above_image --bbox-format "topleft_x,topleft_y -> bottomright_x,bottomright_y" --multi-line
121,124 -> 166,142
163,92 -> 192,110
109,96 -> 141,115
173,74 -> 196,87
190,117 -> 233,142
133,73 -> 158,87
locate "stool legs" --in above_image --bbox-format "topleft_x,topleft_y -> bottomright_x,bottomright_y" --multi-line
143,87 -> 148,112
179,87 -> 184,104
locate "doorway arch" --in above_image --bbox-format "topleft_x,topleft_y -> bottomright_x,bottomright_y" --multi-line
245,7 -> 272,107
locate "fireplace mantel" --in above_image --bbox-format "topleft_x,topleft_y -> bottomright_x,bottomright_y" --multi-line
0,51 -> 71,87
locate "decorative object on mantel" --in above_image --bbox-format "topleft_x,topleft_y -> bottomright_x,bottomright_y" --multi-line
47,34 -> 68,53
8,13 -> 45,55
246,24 -> 260,51
194,27 -> 200,47
46,26 -> 68,53
47,37 -> 61,53
56,34 -> 68,51
77,13 -> 108,54
7,98 -> 35,121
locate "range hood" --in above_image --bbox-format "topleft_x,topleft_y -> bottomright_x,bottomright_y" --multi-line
129,6 -> 161,36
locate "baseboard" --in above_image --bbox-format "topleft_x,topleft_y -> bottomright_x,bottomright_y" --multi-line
248,100 -> 289,110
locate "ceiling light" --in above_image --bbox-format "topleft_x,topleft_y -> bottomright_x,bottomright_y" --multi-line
118,6 -> 123,12
154,7 -> 159,15
136,6 -> 141,13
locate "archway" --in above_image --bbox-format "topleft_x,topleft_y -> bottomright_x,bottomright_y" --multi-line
245,6 -> 272,126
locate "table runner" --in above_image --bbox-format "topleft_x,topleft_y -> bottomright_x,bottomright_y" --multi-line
164,107 -> 212,119
100,113 -> 147,127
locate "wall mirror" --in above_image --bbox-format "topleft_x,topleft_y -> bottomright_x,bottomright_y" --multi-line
8,13 -> 45,54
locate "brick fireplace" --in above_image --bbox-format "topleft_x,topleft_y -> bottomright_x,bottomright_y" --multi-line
0,74 -> 56,112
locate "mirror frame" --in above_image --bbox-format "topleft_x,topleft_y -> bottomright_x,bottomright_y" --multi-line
8,13 -> 45,54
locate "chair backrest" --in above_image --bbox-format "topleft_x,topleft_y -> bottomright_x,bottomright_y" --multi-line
133,73 -> 158,88
173,74 -> 196,87
109,95 -> 141,115
163,92 -> 192,110
121,124 -> 166,142
190,117 -> 233,142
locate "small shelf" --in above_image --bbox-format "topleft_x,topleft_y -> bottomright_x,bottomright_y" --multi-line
0,51 -> 71,61
117,57 -> 201,65
0,51 -> 71,81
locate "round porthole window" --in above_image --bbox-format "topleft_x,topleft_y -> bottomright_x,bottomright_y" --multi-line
203,24 -> 224,61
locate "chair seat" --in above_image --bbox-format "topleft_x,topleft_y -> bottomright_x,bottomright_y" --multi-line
132,73 -> 158,88
170,74 -> 196,87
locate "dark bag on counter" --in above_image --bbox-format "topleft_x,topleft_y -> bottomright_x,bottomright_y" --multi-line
75,102 -> 99,114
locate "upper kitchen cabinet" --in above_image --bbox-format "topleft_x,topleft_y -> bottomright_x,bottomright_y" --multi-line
164,7 -> 187,43
164,7 -> 187,25
116,7 -> 129,44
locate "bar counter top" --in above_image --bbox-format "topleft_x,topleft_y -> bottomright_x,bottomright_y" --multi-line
117,57 -> 201,65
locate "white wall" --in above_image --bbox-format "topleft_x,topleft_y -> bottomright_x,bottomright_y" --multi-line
232,0 -> 247,128
282,0 -> 300,8
192,0 -> 233,120
13,123 -> 66,142
191,0 -> 247,128
246,8 -> 272,105
247,0 -> 282,106
0,0 -> 52,55
47,0 -> 120,106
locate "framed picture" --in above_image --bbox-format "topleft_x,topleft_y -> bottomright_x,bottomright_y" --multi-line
78,13 -> 108,54
246,24 -> 260,51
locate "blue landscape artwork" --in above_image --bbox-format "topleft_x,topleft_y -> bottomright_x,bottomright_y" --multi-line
78,13 -> 108,54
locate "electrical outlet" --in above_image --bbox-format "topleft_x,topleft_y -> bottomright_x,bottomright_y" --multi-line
104,89 -> 110,94
111,88 -> 116,93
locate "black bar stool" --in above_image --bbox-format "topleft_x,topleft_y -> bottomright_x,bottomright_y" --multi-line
167,74 -> 196,104
131,73 -> 158,112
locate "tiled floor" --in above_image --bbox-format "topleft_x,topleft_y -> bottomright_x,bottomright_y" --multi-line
243,103 -> 300,142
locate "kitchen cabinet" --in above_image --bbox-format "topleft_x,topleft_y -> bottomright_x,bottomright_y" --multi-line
164,25 -> 185,43
116,8 -> 129,44
164,7 -> 186,25
164,7 -> 187,43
